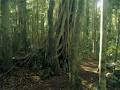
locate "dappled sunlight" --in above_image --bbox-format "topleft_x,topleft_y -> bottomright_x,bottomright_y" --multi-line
80,65 -> 98,73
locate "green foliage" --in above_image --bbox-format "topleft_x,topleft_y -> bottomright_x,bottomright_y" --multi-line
106,42 -> 116,55
0,0 -> 120,89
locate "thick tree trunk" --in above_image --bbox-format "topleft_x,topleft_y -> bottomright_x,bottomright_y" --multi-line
0,0 -> 13,73
17,0 -> 28,53
47,0 -> 59,73
71,0 -> 83,89
0,0 -> 10,60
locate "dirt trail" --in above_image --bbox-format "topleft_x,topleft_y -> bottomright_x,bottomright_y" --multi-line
80,58 -> 99,90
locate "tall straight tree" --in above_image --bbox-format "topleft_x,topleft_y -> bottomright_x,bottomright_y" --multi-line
0,0 -> 12,72
17,0 -> 28,53
92,0 -> 97,57
47,0 -> 59,73
98,0 -> 108,89
0,0 -> 10,61
71,0 -> 83,89
114,5 -> 120,62
83,0 -> 89,40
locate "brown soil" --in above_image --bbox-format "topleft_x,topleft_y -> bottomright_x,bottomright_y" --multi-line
0,68 -> 70,90
0,57 -> 119,90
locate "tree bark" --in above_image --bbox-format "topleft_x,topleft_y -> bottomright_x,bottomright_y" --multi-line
0,0 -> 10,60
17,0 -> 28,53
98,0 -> 108,90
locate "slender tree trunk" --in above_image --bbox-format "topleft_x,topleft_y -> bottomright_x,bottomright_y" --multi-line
92,0 -> 97,58
98,0 -> 108,90
114,10 -> 120,62
83,0 -> 89,39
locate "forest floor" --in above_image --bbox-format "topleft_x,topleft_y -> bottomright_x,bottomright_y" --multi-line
80,57 -> 99,90
0,68 -> 69,90
0,57 -> 119,90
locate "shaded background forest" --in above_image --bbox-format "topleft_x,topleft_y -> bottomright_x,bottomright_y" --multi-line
0,0 -> 120,90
